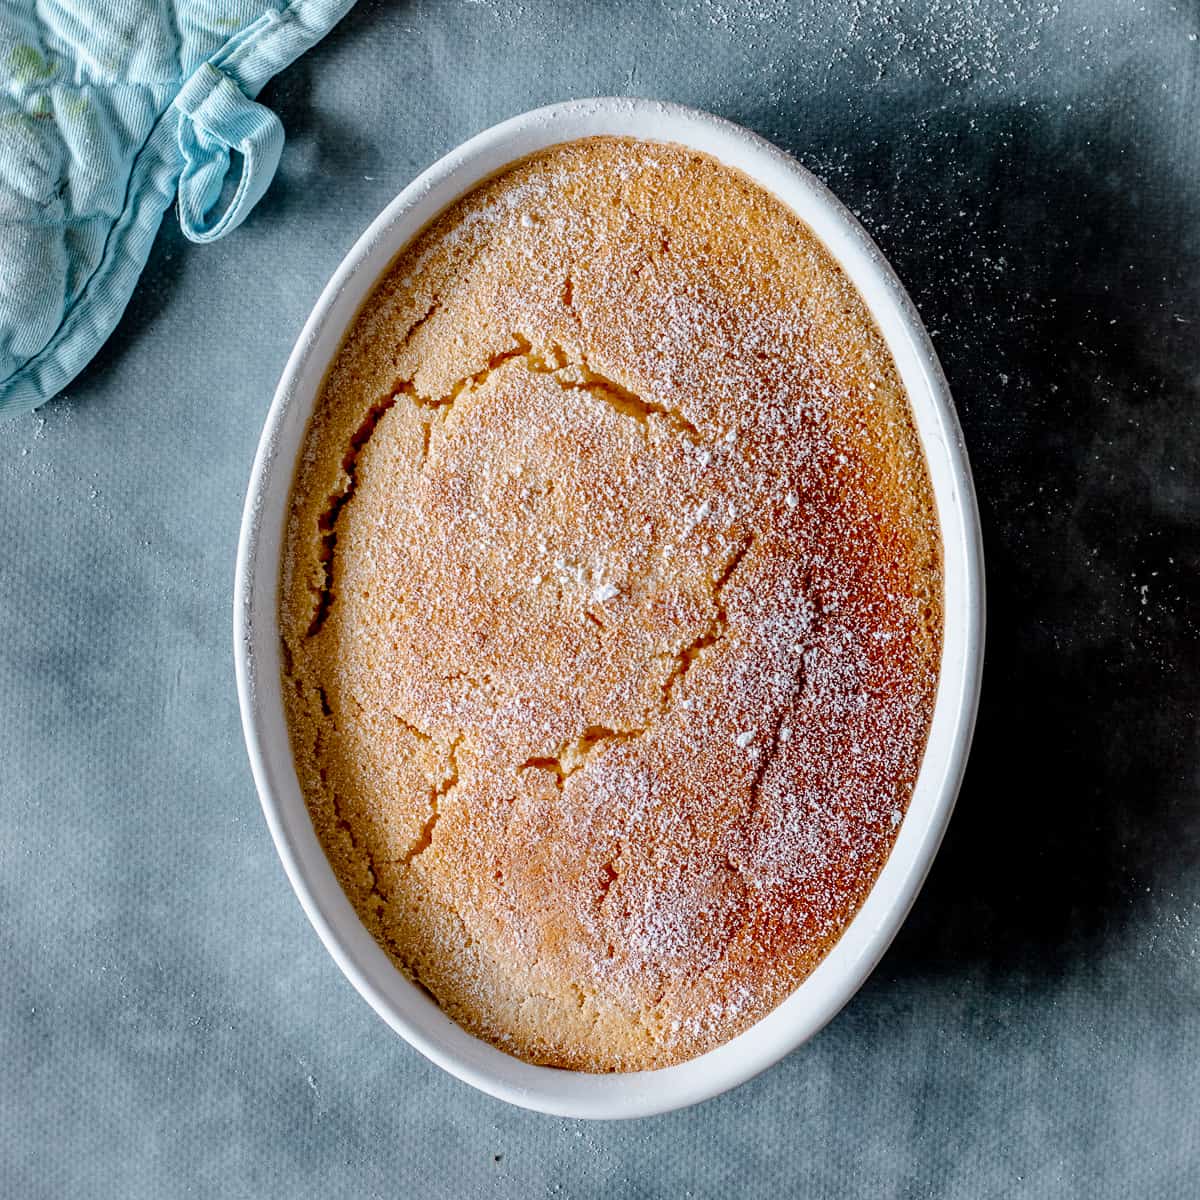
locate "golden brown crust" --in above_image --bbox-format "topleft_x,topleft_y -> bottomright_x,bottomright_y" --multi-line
280,137 -> 942,1071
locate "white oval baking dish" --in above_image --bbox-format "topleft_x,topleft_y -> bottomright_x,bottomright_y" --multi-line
235,98 -> 985,1119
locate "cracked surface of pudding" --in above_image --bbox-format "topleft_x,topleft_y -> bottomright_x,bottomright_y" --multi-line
280,136 -> 943,1071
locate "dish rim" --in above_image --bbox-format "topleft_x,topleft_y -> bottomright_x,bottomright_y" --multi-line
234,97 -> 985,1120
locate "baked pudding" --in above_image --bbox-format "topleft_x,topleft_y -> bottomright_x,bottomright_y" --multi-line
280,137 -> 941,1071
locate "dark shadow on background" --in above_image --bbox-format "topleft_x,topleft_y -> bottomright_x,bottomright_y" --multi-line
736,91 -> 1200,983
258,51 -> 384,206
59,219 -> 192,407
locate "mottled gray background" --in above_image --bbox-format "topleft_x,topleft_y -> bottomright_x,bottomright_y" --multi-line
3,1 -> 1198,1196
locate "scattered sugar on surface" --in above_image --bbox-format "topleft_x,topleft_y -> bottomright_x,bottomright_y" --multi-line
280,137 -> 942,1070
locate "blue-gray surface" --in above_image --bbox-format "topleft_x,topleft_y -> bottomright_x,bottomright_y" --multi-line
3,2 -> 1198,1196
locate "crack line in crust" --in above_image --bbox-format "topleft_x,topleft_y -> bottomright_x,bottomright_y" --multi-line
314,720 -> 390,928
519,725 -> 646,786
403,335 -> 532,413
746,710 -> 790,823
516,538 -> 755,795
524,345 -> 701,441
307,392 -> 404,636
329,691 -> 463,875
397,294 -> 442,353
400,736 -> 462,866
660,535 -> 754,707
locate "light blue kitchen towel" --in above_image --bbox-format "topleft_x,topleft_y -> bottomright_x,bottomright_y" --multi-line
0,0 -> 357,416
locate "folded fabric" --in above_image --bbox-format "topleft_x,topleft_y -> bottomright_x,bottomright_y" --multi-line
0,0 -> 357,416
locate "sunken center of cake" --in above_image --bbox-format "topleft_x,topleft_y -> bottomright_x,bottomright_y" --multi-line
280,137 -> 942,1071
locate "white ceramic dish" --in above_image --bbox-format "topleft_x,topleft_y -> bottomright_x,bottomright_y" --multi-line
234,98 -> 985,1119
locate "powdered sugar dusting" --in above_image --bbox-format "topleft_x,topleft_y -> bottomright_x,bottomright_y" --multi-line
280,137 -> 941,1071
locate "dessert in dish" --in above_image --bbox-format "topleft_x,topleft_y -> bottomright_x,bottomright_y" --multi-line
279,136 -> 942,1071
